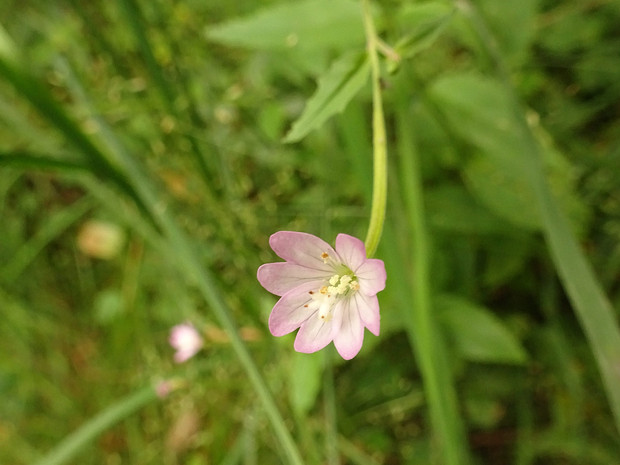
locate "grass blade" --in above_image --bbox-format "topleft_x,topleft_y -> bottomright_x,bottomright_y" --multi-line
1,195 -> 93,283
394,75 -> 472,464
0,52 -> 152,224
0,151 -> 88,172
33,383 -> 167,465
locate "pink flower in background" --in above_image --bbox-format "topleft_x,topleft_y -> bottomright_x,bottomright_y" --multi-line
257,231 -> 386,360
169,323 -> 203,363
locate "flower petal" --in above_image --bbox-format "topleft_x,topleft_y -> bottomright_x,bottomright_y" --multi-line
258,262 -> 327,296
333,298 -> 365,360
269,231 -> 337,271
268,281 -> 318,337
356,258 -> 386,296
335,234 -> 367,271
294,311 -> 336,354
351,292 -> 380,336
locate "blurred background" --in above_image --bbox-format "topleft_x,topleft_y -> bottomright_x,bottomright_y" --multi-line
1,0 -> 620,464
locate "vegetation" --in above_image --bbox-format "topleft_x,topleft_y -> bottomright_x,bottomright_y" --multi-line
1,0 -> 620,464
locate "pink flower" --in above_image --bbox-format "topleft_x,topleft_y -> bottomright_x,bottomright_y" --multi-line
169,323 -> 203,363
257,231 -> 386,360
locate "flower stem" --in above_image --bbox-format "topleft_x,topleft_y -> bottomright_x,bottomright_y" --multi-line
361,0 -> 388,258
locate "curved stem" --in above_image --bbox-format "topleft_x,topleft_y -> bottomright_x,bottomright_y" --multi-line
361,0 -> 388,258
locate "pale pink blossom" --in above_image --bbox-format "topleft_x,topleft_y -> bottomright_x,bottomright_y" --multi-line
257,231 -> 386,360
169,323 -> 203,363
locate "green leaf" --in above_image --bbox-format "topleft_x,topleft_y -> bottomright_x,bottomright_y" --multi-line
425,183 -> 507,234
429,73 -> 586,233
288,352 -> 324,416
437,295 -> 528,365
205,0 -> 364,52
284,52 -> 370,143
463,153 -> 541,230
470,0 -> 539,64
395,2 -> 455,59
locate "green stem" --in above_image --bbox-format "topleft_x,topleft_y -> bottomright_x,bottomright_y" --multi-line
361,0 -> 388,258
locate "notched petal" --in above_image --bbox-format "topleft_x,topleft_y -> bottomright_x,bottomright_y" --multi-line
257,262 -> 326,296
352,292 -> 380,336
335,234 -> 367,271
356,258 -> 386,296
333,298 -> 365,360
294,315 -> 334,354
269,231 -> 336,270
268,282 -> 317,337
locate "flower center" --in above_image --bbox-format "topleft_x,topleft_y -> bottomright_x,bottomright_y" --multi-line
304,253 -> 359,322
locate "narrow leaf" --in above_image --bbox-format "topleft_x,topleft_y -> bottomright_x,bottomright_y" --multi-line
0,152 -> 88,172
395,3 -> 455,59
289,352 -> 323,416
33,383 -> 168,465
284,52 -> 370,143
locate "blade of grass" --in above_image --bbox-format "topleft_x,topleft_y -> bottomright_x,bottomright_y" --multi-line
0,50 -> 154,226
1,195 -> 94,283
457,0 -> 620,434
395,75 -> 472,465
32,382 -> 172,465
1,19 -> 304,465
115,0 -> 215,185
0,151 -> 88,172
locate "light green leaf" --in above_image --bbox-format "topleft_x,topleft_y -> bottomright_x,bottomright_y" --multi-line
288,351 -> 324,416
470,0 -> 539,64
395,2 -> 455,59
464,153 -> 541,230
205,0 -> 364,52
284,52 -> 370,143
429,73 -> 585,233
437,295 -> 528,365
425,183 -> 507,234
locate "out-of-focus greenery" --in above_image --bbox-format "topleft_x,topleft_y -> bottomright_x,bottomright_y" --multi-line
1,0 -> 620,464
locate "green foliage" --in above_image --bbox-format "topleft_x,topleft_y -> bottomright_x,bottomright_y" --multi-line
284,52 -> 370,143
205,0 -> 364,53
436,295 -> 527,365
1,0 -> 620,464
